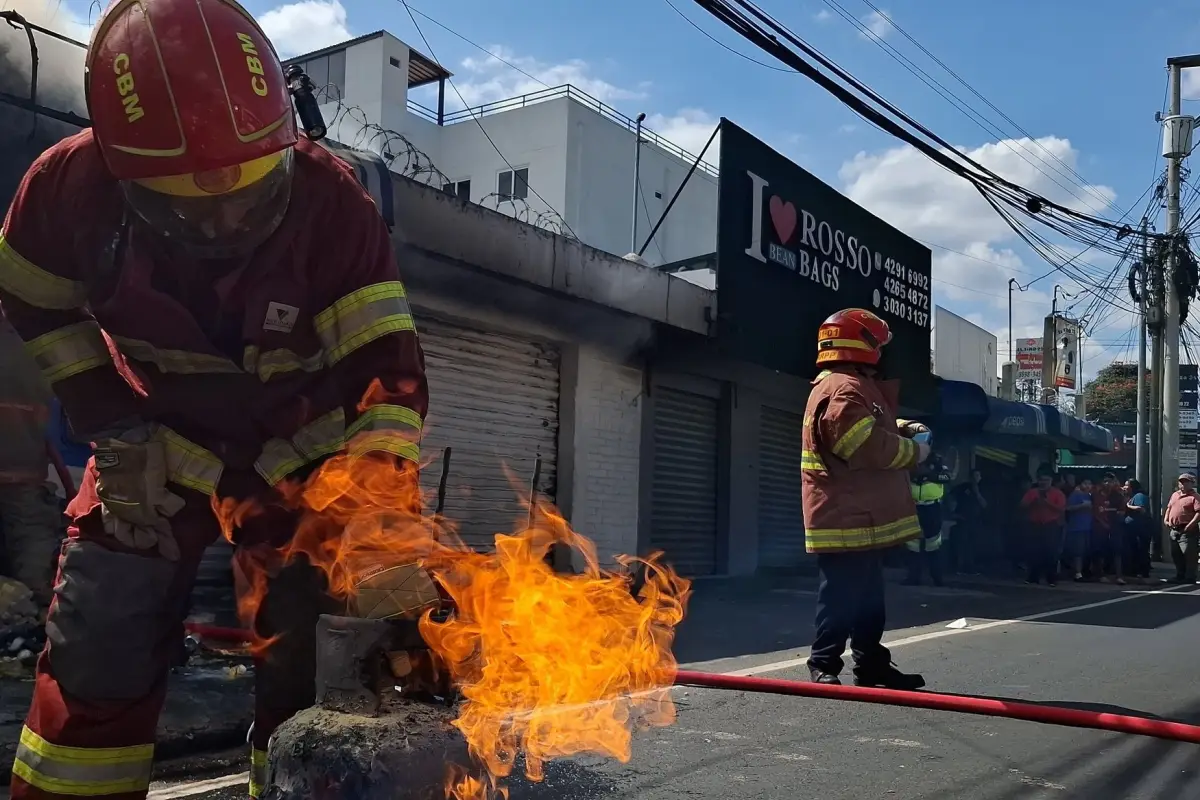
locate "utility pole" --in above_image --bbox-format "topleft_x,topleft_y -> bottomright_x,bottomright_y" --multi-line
1162,56 -> 1200,508
1136,218 -> 1150,487
630,112 -> 646,254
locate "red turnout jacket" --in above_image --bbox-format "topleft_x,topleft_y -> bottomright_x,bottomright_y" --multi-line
0,130 -> 428,511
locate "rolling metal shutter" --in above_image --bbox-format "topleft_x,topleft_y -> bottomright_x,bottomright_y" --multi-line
650,387 -> 719,576
757,405 -> 808,570
417,317 -> 560,550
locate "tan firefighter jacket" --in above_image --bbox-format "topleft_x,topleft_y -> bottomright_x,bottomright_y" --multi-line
801,366 -> 921,553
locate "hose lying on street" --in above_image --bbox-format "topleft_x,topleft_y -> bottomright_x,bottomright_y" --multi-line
673,670 -> 1200,744
185,626 -> 1200,744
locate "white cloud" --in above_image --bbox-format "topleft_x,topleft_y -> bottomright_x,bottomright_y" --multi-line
259,0 -> 351,59
814,9 -> 833,22
839,135 -> 1122,375
646,108 -> 721,162
451,47 -> 647,108
859,9 -> 894,41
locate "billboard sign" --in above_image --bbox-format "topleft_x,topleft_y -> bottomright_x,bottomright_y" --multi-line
1052,317 -> 1080,389
715,119 -> 934,408
1015,338 -> 1043,382
1181,365 -> 1198,470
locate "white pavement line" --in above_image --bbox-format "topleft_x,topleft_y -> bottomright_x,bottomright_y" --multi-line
721,584 -> 1193,677
147,772 -> 247,798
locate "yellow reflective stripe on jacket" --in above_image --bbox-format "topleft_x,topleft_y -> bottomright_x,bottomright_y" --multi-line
243,345 -> 324,382
25,321 -> 111,383
314,281 -> 416,366
255,409 -> 348,486
886,437 -> 916,469
249,747 -> 268,799
831,416 -> 874,460
154,427 -> 224,495
0,236 -> 88,310
113,336 -> 241,375
11,725 -> 153,796
345,403 -> 422,463
911,482 -> 944,503
800,449 -> 826,471
805,514 -> 921,552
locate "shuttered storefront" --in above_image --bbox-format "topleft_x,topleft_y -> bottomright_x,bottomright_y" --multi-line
757,405 -> 807,571
417,317 -> 560,550
650,386 -> 719,576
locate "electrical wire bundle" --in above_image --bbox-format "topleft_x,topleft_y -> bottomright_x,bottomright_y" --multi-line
688,0 -> 1155,292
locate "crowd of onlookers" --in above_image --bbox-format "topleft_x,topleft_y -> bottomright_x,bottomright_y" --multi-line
929,468 -> 1200,588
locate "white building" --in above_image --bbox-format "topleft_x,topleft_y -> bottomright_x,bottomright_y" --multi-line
283,31 -> 718,268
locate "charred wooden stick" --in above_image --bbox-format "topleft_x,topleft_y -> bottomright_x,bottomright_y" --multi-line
434,446 -> 451,516
527,456 -> 542,530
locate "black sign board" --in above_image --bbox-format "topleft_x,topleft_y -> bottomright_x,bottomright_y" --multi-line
715,119 -> 935,409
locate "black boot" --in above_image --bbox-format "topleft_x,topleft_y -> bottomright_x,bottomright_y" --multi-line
808,664 -> 842,685
853,663 -> 926,691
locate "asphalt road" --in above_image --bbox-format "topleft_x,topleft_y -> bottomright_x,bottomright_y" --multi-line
45,576 -> 1200,799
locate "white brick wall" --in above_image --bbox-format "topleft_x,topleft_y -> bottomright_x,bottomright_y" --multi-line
569,347 -> 643,567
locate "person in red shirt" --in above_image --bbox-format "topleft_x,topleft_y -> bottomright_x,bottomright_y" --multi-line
1164,473 -> 1200,584
1090,472 -> 1125,582
1020,472 -> 1067,586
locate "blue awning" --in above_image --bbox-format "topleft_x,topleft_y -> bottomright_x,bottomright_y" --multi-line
920,379 -> 990,431
983,397 -> 1050,436
1042,407 -> 1114,453
982,398 -> 1113,453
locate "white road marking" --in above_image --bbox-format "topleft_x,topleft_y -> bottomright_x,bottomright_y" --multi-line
147,772 -> 247,798
721,583 -> 1192,677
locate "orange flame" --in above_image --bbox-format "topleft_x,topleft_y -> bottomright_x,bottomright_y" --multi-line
213,404 -> 691,800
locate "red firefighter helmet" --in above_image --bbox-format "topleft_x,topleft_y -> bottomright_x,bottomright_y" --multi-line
85,0 -> 299,254
816,308 -> 893,366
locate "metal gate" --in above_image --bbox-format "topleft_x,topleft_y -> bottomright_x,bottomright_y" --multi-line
650,386 -> 719,575
757,405 -> 807,570
417,317 -> 561,550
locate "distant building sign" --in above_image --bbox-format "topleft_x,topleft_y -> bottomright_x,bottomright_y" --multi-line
1015,338 -> 1043,382
715,119 -> 934,409
1181,365 -> 1198,470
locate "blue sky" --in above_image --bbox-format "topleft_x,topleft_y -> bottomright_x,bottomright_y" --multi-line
34,0 -> 1200,380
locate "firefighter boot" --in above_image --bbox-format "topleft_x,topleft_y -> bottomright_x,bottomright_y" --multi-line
852,663 -> 926,691
808,665 -> 842,685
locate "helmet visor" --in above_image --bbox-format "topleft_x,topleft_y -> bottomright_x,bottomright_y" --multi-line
121,148 -> 294,256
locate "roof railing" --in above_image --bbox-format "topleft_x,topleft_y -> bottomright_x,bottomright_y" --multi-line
408,84 -> 718,177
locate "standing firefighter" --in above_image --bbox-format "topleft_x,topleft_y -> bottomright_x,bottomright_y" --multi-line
801,308 -> 930,689
0,1 -> 430,797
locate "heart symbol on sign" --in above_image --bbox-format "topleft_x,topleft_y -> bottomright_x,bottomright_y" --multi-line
769,195 -> 797,245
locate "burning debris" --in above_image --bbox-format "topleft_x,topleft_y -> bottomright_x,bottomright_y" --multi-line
214,431 -> 691,800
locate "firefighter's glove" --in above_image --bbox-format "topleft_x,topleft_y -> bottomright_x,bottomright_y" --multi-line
93,428 -> 186,561
900,421 -> 931,438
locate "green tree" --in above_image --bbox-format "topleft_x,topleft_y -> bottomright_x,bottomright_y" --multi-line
1082,362 -> 1142,422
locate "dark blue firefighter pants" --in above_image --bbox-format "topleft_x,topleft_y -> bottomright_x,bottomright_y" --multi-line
809,549 -> 890,675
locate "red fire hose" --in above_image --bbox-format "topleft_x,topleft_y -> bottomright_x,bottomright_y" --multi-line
184,627 -> 1200,744
673,670 -> 1200,744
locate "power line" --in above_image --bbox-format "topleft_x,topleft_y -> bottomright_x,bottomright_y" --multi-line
842,0 -> 1114,213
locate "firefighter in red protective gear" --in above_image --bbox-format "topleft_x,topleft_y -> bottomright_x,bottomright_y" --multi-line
0,0 -> 431,797
801,308 -> 930,689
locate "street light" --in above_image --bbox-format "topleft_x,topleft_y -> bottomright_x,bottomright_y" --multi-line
1008,277 -> 1029,365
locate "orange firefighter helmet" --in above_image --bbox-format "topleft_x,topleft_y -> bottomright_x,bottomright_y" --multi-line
816,308 -> 893,366
85,0 -> 299,254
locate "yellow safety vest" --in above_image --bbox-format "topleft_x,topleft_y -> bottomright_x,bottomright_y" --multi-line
911,482 -> 944,504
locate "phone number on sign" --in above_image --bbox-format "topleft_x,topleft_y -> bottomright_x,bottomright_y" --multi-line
882,276 -> 930,310
882,295 -> 929,327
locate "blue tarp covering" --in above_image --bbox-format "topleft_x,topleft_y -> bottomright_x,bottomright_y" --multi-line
983,397 -> 1050,436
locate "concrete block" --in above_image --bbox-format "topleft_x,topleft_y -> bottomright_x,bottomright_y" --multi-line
263,701 -> 472,800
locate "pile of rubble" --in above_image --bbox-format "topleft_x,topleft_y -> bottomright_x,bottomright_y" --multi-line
0,577 -> 43,677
